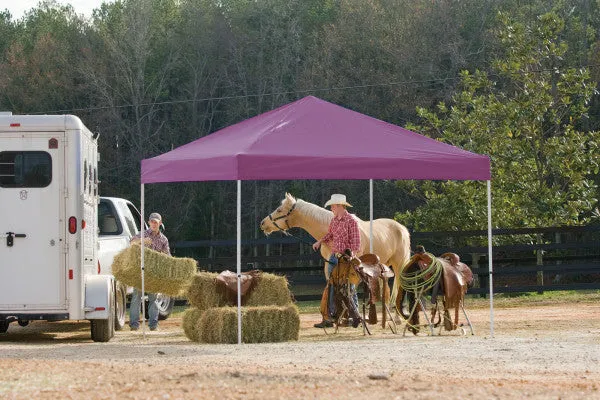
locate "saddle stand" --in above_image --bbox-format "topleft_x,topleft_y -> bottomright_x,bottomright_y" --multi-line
401,287 -> 435,336
432,299 -> 474,336
331,285 -> 370,335
360,282 -> 398,335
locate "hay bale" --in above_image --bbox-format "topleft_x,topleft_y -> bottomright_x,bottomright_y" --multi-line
245,272 -> 292,306
182,307 -> 204,342
111,243 -> 196,296
186,271 -> 227,310
186,271 -> 292,309
196,305 -> 300,344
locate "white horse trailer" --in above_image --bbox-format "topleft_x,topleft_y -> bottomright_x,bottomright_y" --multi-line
0,112 -> 115,342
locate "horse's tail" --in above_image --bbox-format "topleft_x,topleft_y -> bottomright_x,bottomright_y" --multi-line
390,224 -> 411,309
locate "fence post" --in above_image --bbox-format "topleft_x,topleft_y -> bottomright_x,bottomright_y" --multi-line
536,233 -> 544,294
472,253 -> 487,298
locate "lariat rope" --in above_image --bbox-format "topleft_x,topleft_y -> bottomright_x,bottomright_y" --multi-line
399,253 -> 443,293
399,252 -> 443,333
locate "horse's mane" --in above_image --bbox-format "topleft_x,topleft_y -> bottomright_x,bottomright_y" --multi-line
294,199 -> 333,225
287,195 -> 365,224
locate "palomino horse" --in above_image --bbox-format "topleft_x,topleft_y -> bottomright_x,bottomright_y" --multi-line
399,246 -> 474,335
260,193 -> 411,309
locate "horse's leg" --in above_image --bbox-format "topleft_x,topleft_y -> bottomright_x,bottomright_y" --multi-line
319,284 -> 330,322
454,305 -> 459,330
417,294 -> 434,335
403,291 -> 419,336
381,277 -> 390,329
430,303 -> 438,327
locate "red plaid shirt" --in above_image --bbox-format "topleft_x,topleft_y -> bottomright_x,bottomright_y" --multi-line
134,228 -> 171,255
321,211 -> 361,254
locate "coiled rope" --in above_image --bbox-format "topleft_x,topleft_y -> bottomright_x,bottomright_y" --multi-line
399,253 -> 443,293
398,253 -> 443,334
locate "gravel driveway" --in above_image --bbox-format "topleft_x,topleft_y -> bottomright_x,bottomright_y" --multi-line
0,300 -> 598,399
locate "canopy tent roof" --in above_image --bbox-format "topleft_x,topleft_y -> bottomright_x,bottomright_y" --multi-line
141,96 -> 490,183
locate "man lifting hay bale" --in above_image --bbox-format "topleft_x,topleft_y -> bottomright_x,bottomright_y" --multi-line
111,212 -> 196,331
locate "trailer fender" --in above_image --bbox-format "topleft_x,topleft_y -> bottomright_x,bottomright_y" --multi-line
84,275 -> 114,320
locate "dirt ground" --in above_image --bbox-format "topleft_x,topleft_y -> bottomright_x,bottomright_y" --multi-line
0,298 -> 599,400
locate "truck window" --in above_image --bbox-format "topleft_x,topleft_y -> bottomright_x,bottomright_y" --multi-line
98,200 -> 122,235
0,151 -> 52,188
114,201 -> 141,238
127,203 -> 144,233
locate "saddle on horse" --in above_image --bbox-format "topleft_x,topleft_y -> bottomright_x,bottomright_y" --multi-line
216,270 -> 262,306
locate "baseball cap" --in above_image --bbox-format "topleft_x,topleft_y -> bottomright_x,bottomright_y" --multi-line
148,212 -> 162,223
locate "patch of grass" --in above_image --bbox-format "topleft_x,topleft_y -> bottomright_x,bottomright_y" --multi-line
293,290 -> 600,313
170,290 -> 600,316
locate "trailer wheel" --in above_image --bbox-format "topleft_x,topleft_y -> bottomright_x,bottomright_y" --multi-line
114,282 -> 127,331
0,321 -> 9,333
91,285 -> 115,342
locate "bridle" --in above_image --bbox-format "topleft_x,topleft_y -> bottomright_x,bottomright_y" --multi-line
267,201 -> 336,265
267,202 -> 296,233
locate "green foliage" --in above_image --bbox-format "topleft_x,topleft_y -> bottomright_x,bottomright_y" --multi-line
401,11 -> 600,231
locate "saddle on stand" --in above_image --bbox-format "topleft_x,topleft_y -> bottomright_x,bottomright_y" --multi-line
399,246 -> 474,336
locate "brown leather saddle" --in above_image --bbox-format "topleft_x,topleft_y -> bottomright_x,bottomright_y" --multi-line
352,253 -> 394,325
437,253 -> 474,309
216,270 -> 262,305
401,249 -> 473,333
330,257 -> 361,286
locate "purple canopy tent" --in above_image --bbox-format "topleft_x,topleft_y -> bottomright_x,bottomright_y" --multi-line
139,96 -> 494,341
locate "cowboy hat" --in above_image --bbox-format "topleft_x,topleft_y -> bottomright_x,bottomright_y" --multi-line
324,194 -> 352,208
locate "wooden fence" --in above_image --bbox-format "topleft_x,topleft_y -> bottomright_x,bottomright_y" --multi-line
173,225 -> 600,300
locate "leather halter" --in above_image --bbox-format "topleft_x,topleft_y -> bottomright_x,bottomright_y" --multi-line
268,202 -> 296,232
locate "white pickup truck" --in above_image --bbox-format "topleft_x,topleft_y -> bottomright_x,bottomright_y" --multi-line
97,196 -> 175,330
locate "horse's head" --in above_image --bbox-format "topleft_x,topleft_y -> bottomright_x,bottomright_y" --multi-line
260,193 -> 297,235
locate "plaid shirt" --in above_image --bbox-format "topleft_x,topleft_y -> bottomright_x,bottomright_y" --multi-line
133,228 -> 171,255
321,211 -> 361,254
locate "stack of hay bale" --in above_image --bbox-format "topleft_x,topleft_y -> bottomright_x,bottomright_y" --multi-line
183,271 -> 300,343
112,243 -> 197,296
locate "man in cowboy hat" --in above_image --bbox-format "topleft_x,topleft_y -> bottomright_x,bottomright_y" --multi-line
312,194 -> 361,328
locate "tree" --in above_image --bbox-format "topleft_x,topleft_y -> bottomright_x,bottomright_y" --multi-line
397,12 -> 600,232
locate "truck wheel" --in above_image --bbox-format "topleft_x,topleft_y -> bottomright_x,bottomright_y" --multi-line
157,294 -> 175,320
114,282 -> 127,331
91,286 -> 115,342
145,294 -> 175,320
0,321 -> 9,333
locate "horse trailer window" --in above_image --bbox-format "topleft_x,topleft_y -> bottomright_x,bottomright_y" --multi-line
0,151 -> 52,188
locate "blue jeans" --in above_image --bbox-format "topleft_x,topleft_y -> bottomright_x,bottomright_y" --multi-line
327,254 -> 359,319
129,288 -> 159,329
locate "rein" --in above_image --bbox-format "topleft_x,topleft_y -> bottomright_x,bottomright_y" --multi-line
268,202 -> 296,232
